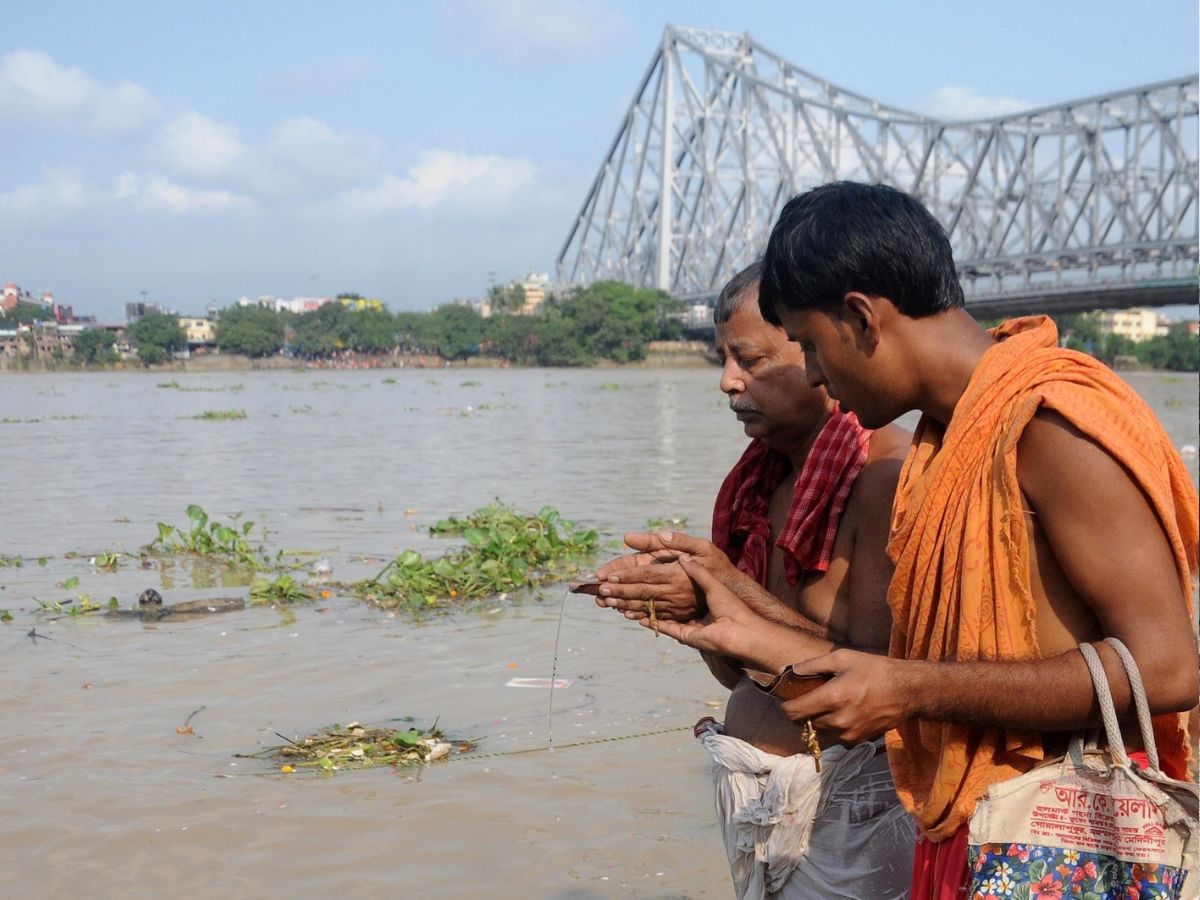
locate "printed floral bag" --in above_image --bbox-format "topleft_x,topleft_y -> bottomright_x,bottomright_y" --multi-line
968,638 -> 1198,899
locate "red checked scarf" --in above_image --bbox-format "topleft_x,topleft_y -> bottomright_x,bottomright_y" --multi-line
711,409 -> 871,585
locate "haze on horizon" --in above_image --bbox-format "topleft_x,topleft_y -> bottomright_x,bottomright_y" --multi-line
2,0 -> 1196,323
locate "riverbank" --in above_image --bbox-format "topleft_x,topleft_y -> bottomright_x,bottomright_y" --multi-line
0,339 -> 718,373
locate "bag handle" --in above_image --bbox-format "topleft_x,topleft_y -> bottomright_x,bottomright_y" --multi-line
1077,638 -> 1160,771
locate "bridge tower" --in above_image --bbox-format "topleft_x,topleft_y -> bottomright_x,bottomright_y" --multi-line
557,26 -> 1199,317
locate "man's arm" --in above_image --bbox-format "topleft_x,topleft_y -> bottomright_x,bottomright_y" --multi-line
594,532 -> 834,688
777,410 -> 1199,743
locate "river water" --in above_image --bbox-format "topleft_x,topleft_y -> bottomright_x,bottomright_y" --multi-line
0,366 -> 1196,899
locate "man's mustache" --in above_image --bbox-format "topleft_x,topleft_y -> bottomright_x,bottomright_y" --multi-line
729,401 -> 758,415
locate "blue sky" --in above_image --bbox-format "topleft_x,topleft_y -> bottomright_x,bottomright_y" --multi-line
2,0 -> 1197,321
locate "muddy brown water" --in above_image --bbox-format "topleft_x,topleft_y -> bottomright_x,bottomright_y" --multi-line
0,367 -> 1195,899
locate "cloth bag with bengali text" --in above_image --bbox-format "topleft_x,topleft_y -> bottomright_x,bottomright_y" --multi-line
968,638 -> 1198,899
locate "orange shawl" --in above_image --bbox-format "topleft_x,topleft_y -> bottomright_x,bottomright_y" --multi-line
885,315 -> 1198,841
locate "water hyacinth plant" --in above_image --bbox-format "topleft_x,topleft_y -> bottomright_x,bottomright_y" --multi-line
149,504 -> 267,571
359,502 -> 598,609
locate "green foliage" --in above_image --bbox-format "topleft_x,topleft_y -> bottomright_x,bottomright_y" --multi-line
1133,322 -> 1199,371
216,304 -> 286,357
0,301 -> 57,325
393,311 -> 435,354
189,409 -> 248,420
150,504 -> 266,570
1052,313 -> 1198,372
250,573 -> 313,605
252,720 -> 471,772
93,551 -> 120,571
290,302 -> 351,357
480,281 -> 681,366
72,329 -> 119,365
130,313 -> 186,366
0,554 -> 22,567
426,304 -> 484,360
488,282 -> 526,314
358,502 -> 598,609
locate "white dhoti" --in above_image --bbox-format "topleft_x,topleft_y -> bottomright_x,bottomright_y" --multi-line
700,729 -> 915,899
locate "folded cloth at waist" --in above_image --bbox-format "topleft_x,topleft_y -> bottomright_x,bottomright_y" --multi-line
700,728 -> 915,899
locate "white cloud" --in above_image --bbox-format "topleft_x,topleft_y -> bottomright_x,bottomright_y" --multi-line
0,168 -> 92,218
113,172 -> 253,215
253,117 -> 386,195
926,86 -> 1031,120
338,150 -> 537,214
449,0 -> 631,61
154,111 -> 246,179
0,49 -> 159,136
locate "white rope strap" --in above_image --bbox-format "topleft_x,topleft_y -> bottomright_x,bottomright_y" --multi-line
1078,642 -> 1129,767
1103,636 -> 1161,771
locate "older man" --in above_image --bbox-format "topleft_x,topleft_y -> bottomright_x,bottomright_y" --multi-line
595,262 -> 914,899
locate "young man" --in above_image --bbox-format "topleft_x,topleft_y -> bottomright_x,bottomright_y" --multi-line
595,262 -> 915,899
739,180 -> 1198,897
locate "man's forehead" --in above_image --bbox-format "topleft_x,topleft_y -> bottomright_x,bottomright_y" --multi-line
775,307 -> 820,338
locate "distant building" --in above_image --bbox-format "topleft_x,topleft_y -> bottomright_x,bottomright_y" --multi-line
125,301 -> 177,323
234,295 -> 333,314
178,317 -> 217,347
287,296 -> 330,314
1098,308 -> 1169,343
2,283 -> 17,312
338,296 -> 385,313
518,273 -> 550,315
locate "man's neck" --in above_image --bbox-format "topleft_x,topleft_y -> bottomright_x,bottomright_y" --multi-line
779,410 -> 832,473
907,309 -> 997,427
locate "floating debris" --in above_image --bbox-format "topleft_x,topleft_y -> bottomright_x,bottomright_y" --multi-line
240,721 -> 475,773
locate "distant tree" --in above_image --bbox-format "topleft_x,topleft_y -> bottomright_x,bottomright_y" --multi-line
487,283 -> 526,315
0,302 -> 56,326
1055,312 -> 1103,354
130,313 -> 186,366
558,281 -> 677,363
483,313 -> 543,364
394,311 -> 435,354
345,308 -> 397,352
72,329 -> 119,365
291,302 -> 353,357
216,305 -> 285,357
1099,332 -> 1135,364
1134,322 -> 1199,372
427,304 -> 483,360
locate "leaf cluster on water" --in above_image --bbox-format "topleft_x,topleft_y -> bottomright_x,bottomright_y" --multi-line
188,409 -> 248,421
150,504 -> 267,571
360,502 -> 598,610
249,573 -> 313,605
246,720 -> 473,772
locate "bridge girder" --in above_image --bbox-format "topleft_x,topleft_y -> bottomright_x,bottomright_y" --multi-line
557,25 -> 1199,313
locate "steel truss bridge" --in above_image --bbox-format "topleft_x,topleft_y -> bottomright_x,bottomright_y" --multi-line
557,26 -> 1199,319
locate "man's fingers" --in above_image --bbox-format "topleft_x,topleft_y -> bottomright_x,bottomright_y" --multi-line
677,553 -> 720,588
604,562 -> 681,586
596,551 -> 656,579
647,618 -> 692,643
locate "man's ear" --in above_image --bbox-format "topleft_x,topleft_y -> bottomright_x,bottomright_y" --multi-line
840,292 -> 884,349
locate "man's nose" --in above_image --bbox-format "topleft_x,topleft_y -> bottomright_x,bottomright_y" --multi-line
719,359 -> 743,394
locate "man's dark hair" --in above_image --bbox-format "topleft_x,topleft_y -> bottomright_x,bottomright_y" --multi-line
758,181 -> 964,324
713,260 -> 764,324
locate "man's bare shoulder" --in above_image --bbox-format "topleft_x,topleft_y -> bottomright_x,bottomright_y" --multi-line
865,422 -> 910,464
850,423 -> 909,511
